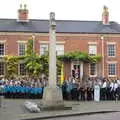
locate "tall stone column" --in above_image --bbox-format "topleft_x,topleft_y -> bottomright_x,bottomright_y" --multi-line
42,12 -> 64,108
49,12 -> 56,87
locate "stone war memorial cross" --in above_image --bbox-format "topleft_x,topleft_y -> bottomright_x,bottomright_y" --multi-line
42,12 -> 64,109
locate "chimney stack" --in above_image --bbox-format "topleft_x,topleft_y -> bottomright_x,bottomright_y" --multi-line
102,5 -> 109,25
18,4 -> 29,22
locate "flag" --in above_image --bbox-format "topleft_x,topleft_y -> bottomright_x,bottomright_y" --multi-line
60,63 -> 64,85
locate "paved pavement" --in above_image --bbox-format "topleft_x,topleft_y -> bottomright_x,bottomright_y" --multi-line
1,99 -> 120,120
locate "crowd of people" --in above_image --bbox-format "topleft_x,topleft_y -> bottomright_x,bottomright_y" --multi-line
62,77 -> 120,101
0,77 -> 48,99
0,76 -> 120,101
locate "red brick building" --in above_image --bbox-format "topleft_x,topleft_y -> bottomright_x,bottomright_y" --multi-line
0,4 -> 120,80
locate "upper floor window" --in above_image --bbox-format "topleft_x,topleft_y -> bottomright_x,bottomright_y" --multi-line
40,44 -> 64,56
108,63 -> 116,76
89,63 -> 97,76
88,44 -> 97,56
0,43 -> 4,56
107,44 -> 116,57
56,44 -> 64,55
18,43 -> 26,56
40,44 -> 48,55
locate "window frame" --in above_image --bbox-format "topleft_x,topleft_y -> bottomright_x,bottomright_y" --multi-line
107,43 -> 116,57
0,43 -> 5,56
89,63 -> 97,77
0,62 -> 5,76
17,41 -> 27,56
56,44 -> 64,55
18,63 -> 26,76
40,43 -> 64,56
40,44 -> 48,56
88,44 -> 97,56
107,63 -> 116,77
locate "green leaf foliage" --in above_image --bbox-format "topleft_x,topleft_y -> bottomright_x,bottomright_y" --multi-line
25,39 -> 41,77
26,38 -> 34,56
4,55 -> 19,78
57,51 -> 101,63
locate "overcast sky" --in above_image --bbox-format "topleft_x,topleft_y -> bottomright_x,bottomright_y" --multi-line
0,0 -> 120,23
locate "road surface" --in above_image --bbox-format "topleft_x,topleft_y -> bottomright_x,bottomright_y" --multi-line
44,112 -> 120,120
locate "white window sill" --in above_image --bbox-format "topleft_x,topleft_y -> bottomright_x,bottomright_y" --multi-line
108,75 -> 116,77
89,75 -> 97,77
0,55 -> 5,57
107,56 -> 116,58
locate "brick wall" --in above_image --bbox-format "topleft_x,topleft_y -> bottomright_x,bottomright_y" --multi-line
1,33 -> 120,79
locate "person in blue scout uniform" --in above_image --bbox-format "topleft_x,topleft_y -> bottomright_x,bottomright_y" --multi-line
9,86 -> 13,98
25,86 -> 31,99
4,85 -> 9,98
24,86 -> 30,98
20,86 -> 25,98
71,82 -> 79,100
66,81 -> 73,100
62,81 -> 68,100
34,87 -> 38,98
12,86 -> 17,98
16,85 -> 22,98
29,87 -> 34,99
37,87 -> 43,98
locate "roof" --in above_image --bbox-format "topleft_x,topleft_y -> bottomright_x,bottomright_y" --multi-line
0,19 -> 120,34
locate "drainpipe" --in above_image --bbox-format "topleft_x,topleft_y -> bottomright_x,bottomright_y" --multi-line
32,35 -> 35,52
101,35 -> 104,77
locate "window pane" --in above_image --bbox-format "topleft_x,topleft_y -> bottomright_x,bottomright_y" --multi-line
56,45 -> 64,55
0,62 -> 4,75
19,63 -> 26,75
108,64 -> 116,75
40,44 -> 48,55
40,44 -> 64,55
108,44 -> 115,56
89,45 -> 96,55
90,63 -> 96,75
19,43 -> 26,56
0,44 -> 4,55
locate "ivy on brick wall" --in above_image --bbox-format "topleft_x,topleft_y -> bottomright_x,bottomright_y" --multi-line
57,51 -> 101,63
4,55 -> 19,78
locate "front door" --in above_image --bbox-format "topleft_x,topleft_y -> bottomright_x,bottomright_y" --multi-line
71,61 -> 83,81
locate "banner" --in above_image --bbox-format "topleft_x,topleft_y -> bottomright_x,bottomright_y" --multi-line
60,63 -> 64,85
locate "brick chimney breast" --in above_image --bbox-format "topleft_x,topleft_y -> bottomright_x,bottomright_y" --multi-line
18,4 -> 29,22
102,5 -> 109,25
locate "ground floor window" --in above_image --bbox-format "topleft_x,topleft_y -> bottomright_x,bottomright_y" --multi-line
108,63 -> 116,76
89,63 -> 97,76
19,63 -> 26,75
0,62 -> 4,75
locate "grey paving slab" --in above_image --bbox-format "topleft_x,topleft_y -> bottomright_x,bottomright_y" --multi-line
0,99 -> 120,120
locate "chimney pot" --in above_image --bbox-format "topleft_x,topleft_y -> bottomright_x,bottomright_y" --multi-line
18,4 -> 29,22
102,5 -> 109,25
